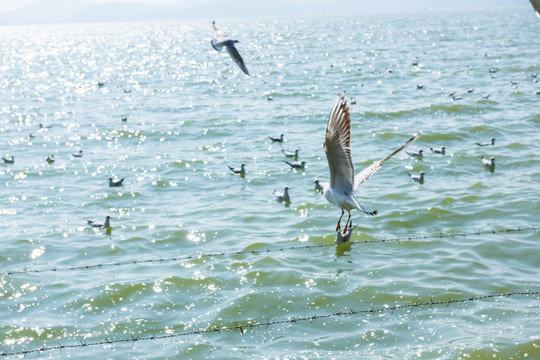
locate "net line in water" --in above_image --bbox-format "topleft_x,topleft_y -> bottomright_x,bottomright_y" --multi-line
0,291 -> 537,358
3,226 -> 537,276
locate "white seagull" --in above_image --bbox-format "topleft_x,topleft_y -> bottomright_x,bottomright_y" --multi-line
273,187 -> 290,202
321,94 -> 420,233
211,21 -> 250,76
109,177 -> 125,187
407,171 -> 425,184
87,216 -> 111,228
268,134 -> 284,143
228,163 -> 246,177
281,148 -> 299,159
284,160 -> 306,170
3,155 -> 14,164
481,156 -> 495,170
476,137 -> 495,147
406,149 -> 423,157
428,146 -> 446,155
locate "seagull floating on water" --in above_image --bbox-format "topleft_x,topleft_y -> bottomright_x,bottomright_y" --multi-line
3,155 -> 14,164
39,123 -> 53,129
228,163 -> 246,176
314,179 -> 323,192
268,134 -> 284,143
428,146 -> 446,155
336,219 -> 356,245
72,150 -> 83,157
273,187 -> 290,202
281,148 -> 299,159
87,216 -> 111,228
46,155 -> 55,164
211,21 -> 250,76
109,177 -> 125,187
321,94 -> 420,233
284,160 -> 306,170
408,171 -> 425,184
481,156 -> 495,170
476,137 -> 495,146
406,149 -> 423,158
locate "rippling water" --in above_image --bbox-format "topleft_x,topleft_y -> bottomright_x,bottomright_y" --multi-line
1,7 -> 539,359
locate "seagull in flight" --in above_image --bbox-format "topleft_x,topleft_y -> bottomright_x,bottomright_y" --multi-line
321,94 -> 420,233
211,21 -> 250,76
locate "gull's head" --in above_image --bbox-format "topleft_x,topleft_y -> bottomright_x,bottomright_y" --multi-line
241,163 -> 245,168
234,40 -> 240,44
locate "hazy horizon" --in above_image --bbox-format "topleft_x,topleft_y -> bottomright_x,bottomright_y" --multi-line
0,0 -> 532,25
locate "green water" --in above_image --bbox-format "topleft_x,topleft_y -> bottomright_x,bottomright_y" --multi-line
1,7 -> 539,359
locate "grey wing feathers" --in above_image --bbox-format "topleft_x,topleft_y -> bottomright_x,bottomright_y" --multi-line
354,132 -> 421,189
226,45 -> 250,76
324,94 -> 355,194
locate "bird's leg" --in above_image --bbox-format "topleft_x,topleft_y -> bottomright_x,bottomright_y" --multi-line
343,211 -> 352,234
336,209 -> 344,232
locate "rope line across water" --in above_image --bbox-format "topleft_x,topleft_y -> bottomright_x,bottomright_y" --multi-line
1,291 -> 537,358
4,226 -> 537,276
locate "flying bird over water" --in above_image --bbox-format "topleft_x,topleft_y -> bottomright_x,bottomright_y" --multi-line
211,21 -> 250,76
321,94 -> 420,233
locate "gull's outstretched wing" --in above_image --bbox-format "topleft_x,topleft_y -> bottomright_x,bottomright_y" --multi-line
324,94 -> 354,195
212,21 -> 229,41
226,44 -> 250,76
354,132 -> 421,190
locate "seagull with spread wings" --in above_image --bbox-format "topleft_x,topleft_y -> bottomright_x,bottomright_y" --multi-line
321,94 -> 420,233
211,21 -> 250,76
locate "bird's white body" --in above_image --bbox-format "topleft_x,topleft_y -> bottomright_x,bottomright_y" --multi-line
482,156 -> 495,169
273,187 -> 290,202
